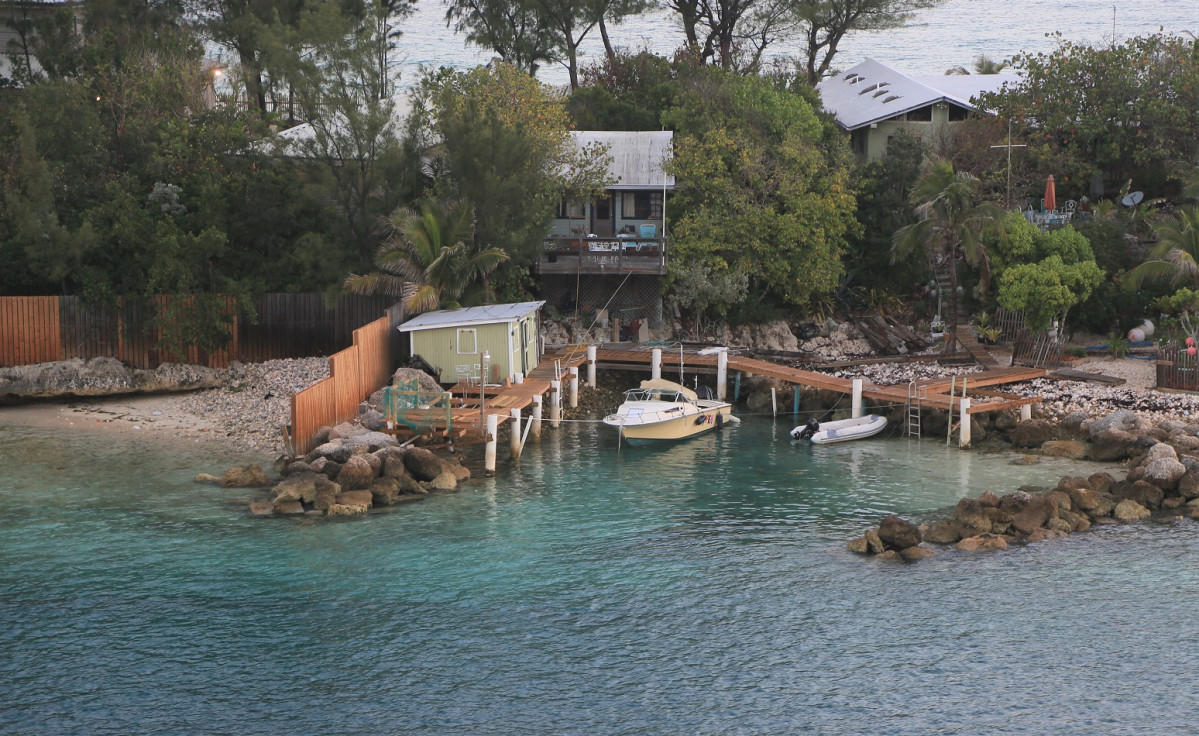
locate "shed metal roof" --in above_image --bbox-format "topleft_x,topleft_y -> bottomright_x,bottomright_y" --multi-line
817,59 -> 1018,131
398,301 -> 546,332
572,131 -> 675,190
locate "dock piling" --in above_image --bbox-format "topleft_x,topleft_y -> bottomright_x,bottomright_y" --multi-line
793,385 -> 800,416
484,414 -> 498,475
531,394 -> 542,441
651,348 -> 662,380
568,366 -> 579,409
960,398 -> 972,448
550,380 -> 562,428
587,345 -> 597,387
852,378 -> 863,418
716,349 -> 728,400
510,409 -> 522,459
771,387 -> 777,416
1021,404 -> 1032,421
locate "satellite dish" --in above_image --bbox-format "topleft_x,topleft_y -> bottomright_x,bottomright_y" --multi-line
1122,191 -> 1144,207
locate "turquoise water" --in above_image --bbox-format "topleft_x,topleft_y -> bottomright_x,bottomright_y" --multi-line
3,417 -> 1199,734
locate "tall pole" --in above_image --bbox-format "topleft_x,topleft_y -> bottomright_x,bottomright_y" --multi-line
990,119 -> 1026,211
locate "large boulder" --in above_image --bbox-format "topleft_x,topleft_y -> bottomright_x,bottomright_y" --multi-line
957,533 -> 1008,551
952,498 -> 992,538
1115,480 -> 1165,509
1143,457 -> 1187,491
328,422 -> 368,440
403,446 -> 445,482
222,464 -> 269,488
1088,428 -> 1138,462
1041,440 -> 1089,459
923,520 -> 961,545
877,514 -> 922,550
342,432 -> 398,453
335,490 -> 374,507
336,455 -> 376,491
312,478 -> 341,511
308,442 -> 352,464
1113,499 -> 1151,522
1088,409 -> 1141,439
1009,494 -> 1058,535
427,471 -> 459,491
1009,419 -> 1056,448
273,474 -> 318,504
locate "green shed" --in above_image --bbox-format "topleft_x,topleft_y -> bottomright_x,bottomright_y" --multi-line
397,301 -> 545,385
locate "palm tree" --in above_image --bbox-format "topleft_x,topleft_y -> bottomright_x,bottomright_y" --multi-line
1123,206 -> 1199,290
344,199 -> 509,313
944,54 -> 1008,75
892,157 -> 1003,352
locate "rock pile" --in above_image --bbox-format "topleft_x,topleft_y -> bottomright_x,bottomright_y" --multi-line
849,412 -> 1199,561
1,357 -> 223,401
216,419 -> 470,518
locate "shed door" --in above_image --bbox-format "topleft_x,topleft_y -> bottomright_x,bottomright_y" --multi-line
520,318 -> 530,375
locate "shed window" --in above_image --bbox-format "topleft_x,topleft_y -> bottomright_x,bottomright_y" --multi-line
457,328 -> 477,354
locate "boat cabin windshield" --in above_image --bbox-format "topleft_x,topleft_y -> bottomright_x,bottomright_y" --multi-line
624,388 -> 692,403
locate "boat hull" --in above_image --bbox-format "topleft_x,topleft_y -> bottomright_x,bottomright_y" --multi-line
617,405 -> 734,444
792,414 -> 888,444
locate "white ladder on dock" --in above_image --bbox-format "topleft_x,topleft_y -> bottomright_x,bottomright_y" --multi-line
905,381 -> 925,437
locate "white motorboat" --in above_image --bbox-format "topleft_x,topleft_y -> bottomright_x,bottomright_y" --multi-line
603,379 -> 737,445
790,414 -> 888,444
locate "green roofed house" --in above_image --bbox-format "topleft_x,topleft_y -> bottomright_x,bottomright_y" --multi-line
398,301 -> 546,386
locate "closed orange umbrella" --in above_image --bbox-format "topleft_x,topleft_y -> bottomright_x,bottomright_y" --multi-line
1043,174 -> 1056,212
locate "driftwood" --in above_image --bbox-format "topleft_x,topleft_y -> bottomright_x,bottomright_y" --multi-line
853,315 -> 932,356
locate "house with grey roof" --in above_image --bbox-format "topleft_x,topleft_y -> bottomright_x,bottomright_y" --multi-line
398,300 -> 545,385
817,59 -> 1017,160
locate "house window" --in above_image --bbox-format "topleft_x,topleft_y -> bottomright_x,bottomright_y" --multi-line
456,328 -> 477,354
904,106 -> 932,122
621,191 -> 663,220
557,198 -> 585,219
947,105 -> 970,121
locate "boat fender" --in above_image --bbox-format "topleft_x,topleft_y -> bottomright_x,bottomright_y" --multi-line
695,415 -> 707,425
716,413 -> 725,430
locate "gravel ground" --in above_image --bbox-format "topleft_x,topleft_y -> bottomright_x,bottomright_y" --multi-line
158,357 -> 330,452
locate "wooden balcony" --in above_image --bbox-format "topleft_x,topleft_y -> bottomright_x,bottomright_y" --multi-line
537,237 -> 667,276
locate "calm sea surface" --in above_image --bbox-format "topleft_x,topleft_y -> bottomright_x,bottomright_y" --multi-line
396,0 -> 1199,86
4,416 -> 1199,734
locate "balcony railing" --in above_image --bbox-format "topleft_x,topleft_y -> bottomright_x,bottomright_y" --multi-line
537,236 -> 667,276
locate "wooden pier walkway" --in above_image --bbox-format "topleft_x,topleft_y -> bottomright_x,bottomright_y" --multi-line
385,342 -> 1042,446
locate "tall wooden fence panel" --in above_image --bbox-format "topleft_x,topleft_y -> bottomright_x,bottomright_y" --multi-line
290,315 -> 396,454
237,294 -> 394,363
1157,344 -> 1199,392
0,297 -> 62,367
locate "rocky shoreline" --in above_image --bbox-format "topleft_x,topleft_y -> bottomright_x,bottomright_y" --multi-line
849,409 -> 1199,560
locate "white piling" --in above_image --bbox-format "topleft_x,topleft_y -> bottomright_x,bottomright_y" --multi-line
568,366 -> 579,409
851,378 -> 863,419
1020,404 -> 1032,421
484,413 -> 499,475
716,349 -> 728,400
587,345 -> 597,387
531,394 -> 542,441
771,387 -> 777,416
550,379 -> 562,428
960,398 -> 973,448
651,348 -> 662,380
510,408 -> 522,459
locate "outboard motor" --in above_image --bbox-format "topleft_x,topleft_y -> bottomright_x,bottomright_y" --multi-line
696,385 -> 715,400
790,417 -> 820,440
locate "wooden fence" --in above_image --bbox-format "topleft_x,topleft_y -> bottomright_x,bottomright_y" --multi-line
1157,343 -> 1199,392
1012,331 -> 1065,369
290,314 -> 398,455
0,294 -> 397,369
